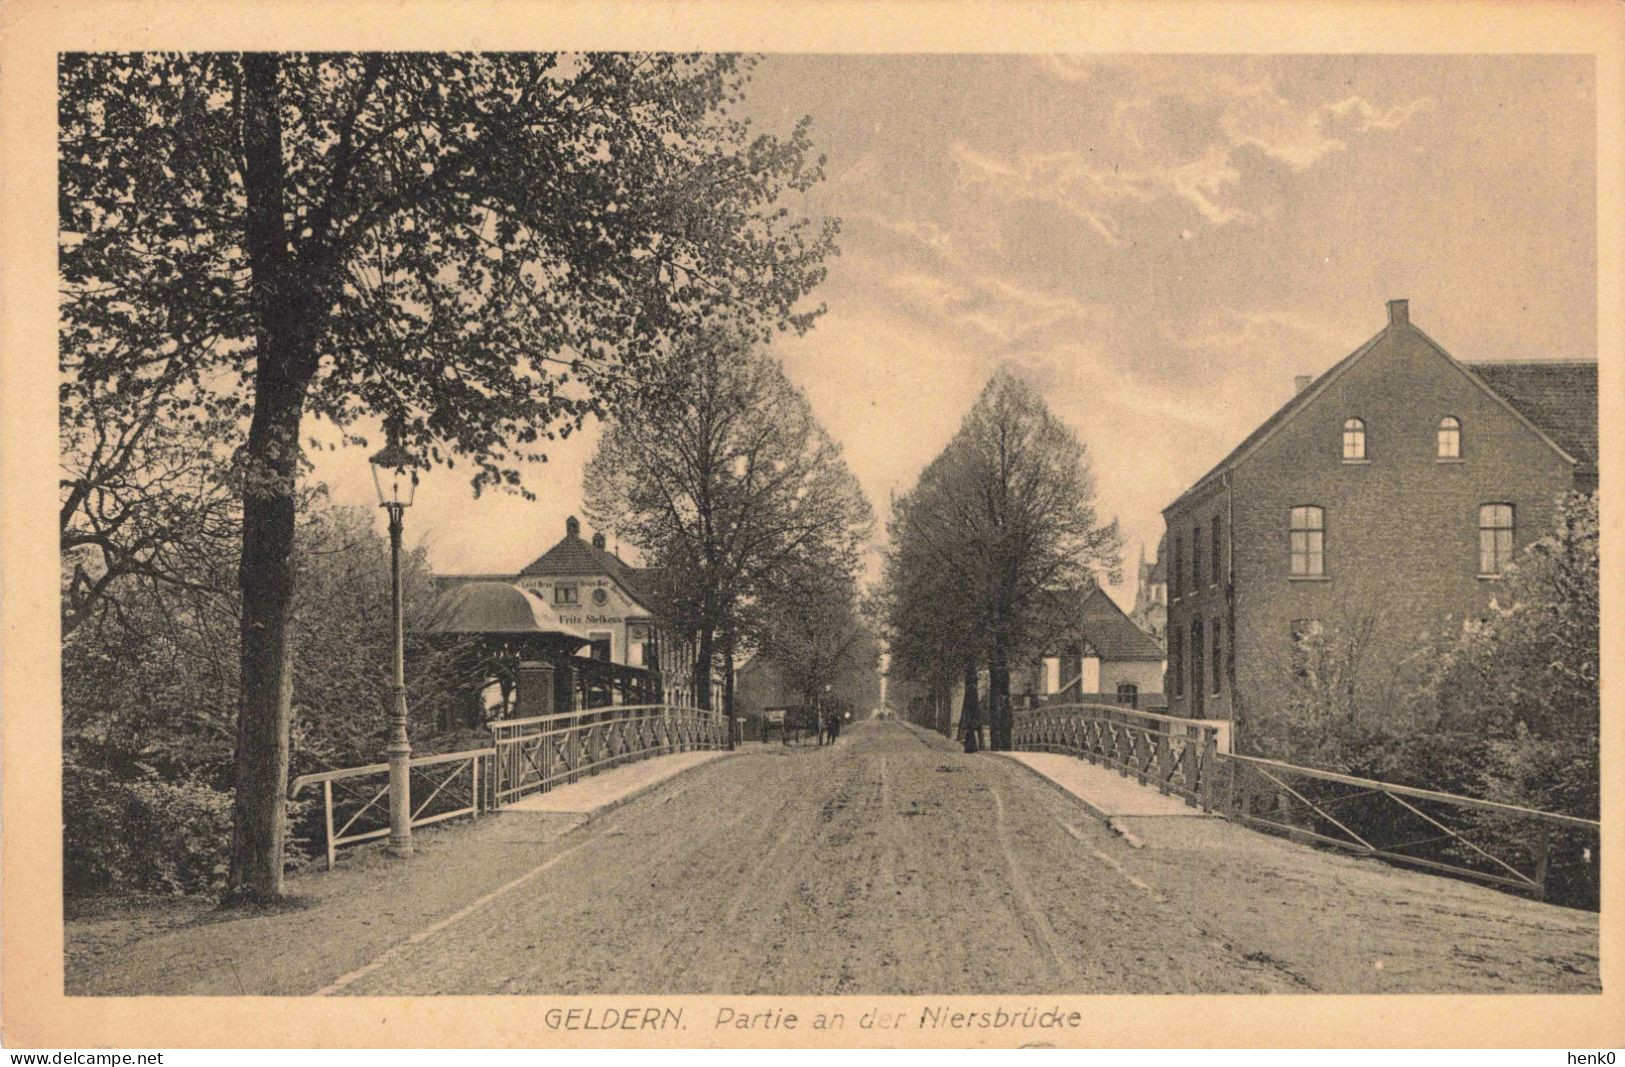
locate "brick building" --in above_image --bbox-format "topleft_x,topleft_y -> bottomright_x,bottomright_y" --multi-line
1161,299 -> 1597,747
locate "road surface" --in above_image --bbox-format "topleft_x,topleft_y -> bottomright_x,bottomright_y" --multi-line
67,720 -> 1598,995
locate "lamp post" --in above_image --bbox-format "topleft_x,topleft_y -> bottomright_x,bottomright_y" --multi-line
370,430 -> 419,857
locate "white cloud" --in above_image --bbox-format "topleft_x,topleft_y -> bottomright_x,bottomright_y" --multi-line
881,265 -> 1109,348
951,70 -> 1435,244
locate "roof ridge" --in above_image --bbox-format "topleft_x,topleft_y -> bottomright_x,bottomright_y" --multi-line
1166,324 -> 1393,512
1468,359 -> 1598,368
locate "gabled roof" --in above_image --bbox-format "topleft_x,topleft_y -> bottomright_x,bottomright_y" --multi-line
1052,587 -> 1166,661
1466,361 -> 1598,473
1167,327 -> 1385,513
519,521 -> 654,605
1165,303 -> 1596,514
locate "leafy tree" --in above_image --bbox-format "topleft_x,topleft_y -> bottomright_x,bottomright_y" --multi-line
880,457 -> 986,747
751,558 -> 879,721
63,493 -> 469,896
1434,491 -> 1599,820
582,329 -> 871,742
60,52 -> 836,900
881,370 -> 1122,751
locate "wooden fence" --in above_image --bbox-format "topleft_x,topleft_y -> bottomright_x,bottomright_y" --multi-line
290,703 -> 724,869
1013,702 -> 1600,906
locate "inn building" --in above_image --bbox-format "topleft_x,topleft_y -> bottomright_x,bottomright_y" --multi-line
436,515 -> 706,709
1162,299 -> 1598,745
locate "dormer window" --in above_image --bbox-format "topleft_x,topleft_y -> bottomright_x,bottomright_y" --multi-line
1342,418 -> 1367,461
1438,416 -> 1461,459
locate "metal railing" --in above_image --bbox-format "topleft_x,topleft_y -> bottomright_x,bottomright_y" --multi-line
489,703 -> 725,806
290,748 -> 493,870
1214,752 -> 1600,904
290,703 -> 722,869
1013,702 -> 1220,807
1012,702 -> 1600,905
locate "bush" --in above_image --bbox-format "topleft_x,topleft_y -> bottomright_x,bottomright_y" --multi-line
64,761 -> 233,897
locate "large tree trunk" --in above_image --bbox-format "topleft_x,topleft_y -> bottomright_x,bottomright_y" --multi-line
225,53 -> 321,903
693,625 -> 714,711
722,626 -> 737,750
960,660 -> 981,754
988,649 -> 1012,751
226,362 -> 312,902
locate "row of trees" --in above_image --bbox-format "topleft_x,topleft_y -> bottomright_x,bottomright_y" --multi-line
60,51 -> 840,901
583,329 -> 874,741
879,371 -> 1123,751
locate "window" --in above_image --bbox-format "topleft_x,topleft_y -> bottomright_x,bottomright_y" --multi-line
1192,523 -> 1203,589
1172,535 -> 1184,599
1211,618 -> 1223,694
1189,618 -> 1205,713
554,584 -> 579,605
1169,629 -> 1183,698
589,632 -> 613,662
1289,506 -> 1326,576
1116,682 -> 1139,708
1479,503 -> 1514,575
1342,418 -> 1366,460
1438,416 -> 1461,459
1211,517 -> 1222,586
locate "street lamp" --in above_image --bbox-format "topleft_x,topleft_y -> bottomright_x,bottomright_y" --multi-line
370,428 -> 419,857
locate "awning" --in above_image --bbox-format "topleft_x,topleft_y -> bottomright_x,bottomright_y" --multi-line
423,581 -> 592,642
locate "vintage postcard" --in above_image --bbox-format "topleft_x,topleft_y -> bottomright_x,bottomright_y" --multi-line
2,0 -> 1622,1050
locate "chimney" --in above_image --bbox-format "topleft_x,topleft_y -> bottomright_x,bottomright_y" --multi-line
565,515 -> 580,538
1293,374 -> 1314,395
592,531 -> 607,550
1387,298 -> 1409,326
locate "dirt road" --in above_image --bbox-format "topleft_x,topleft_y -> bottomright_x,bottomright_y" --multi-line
68,720 -> 1598,995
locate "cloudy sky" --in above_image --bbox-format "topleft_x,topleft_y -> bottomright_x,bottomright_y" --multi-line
311,54 -> 1595,607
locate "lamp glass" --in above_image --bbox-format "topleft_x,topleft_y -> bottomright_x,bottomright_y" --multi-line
369,441 -> 419,508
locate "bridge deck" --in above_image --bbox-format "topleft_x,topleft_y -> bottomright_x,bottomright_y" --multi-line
1000,751 -> 1209,818
502,749 -> 734,814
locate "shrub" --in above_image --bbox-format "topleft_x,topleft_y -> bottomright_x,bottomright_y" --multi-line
64,761 -> 233,897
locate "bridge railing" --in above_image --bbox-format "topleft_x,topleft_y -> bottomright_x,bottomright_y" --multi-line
489,703 -> 726,806
1214,752 -> 1600,906
1012,703 -> 1599,905
290,703 -> 722,869
1012,702 -> 1220,807
289,747 -> 494,871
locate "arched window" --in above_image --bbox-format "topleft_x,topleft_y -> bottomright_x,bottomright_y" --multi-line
1438,416 -> 1462,459
1290,505 -> 1325,576
1479,503 -> 1514,575
1342,417 -> 1366,460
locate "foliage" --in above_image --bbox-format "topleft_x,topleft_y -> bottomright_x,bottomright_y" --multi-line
1247,493 -> 1599,906
751,559 -> 880,713
60,51 -> 836,898
583,329 -> 872,712
62,493 -> 474,896
880,369 -> 1123,749
63,764 -> 236,897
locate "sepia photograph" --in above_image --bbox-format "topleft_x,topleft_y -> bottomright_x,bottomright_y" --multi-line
2,0 -> 1621,1051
